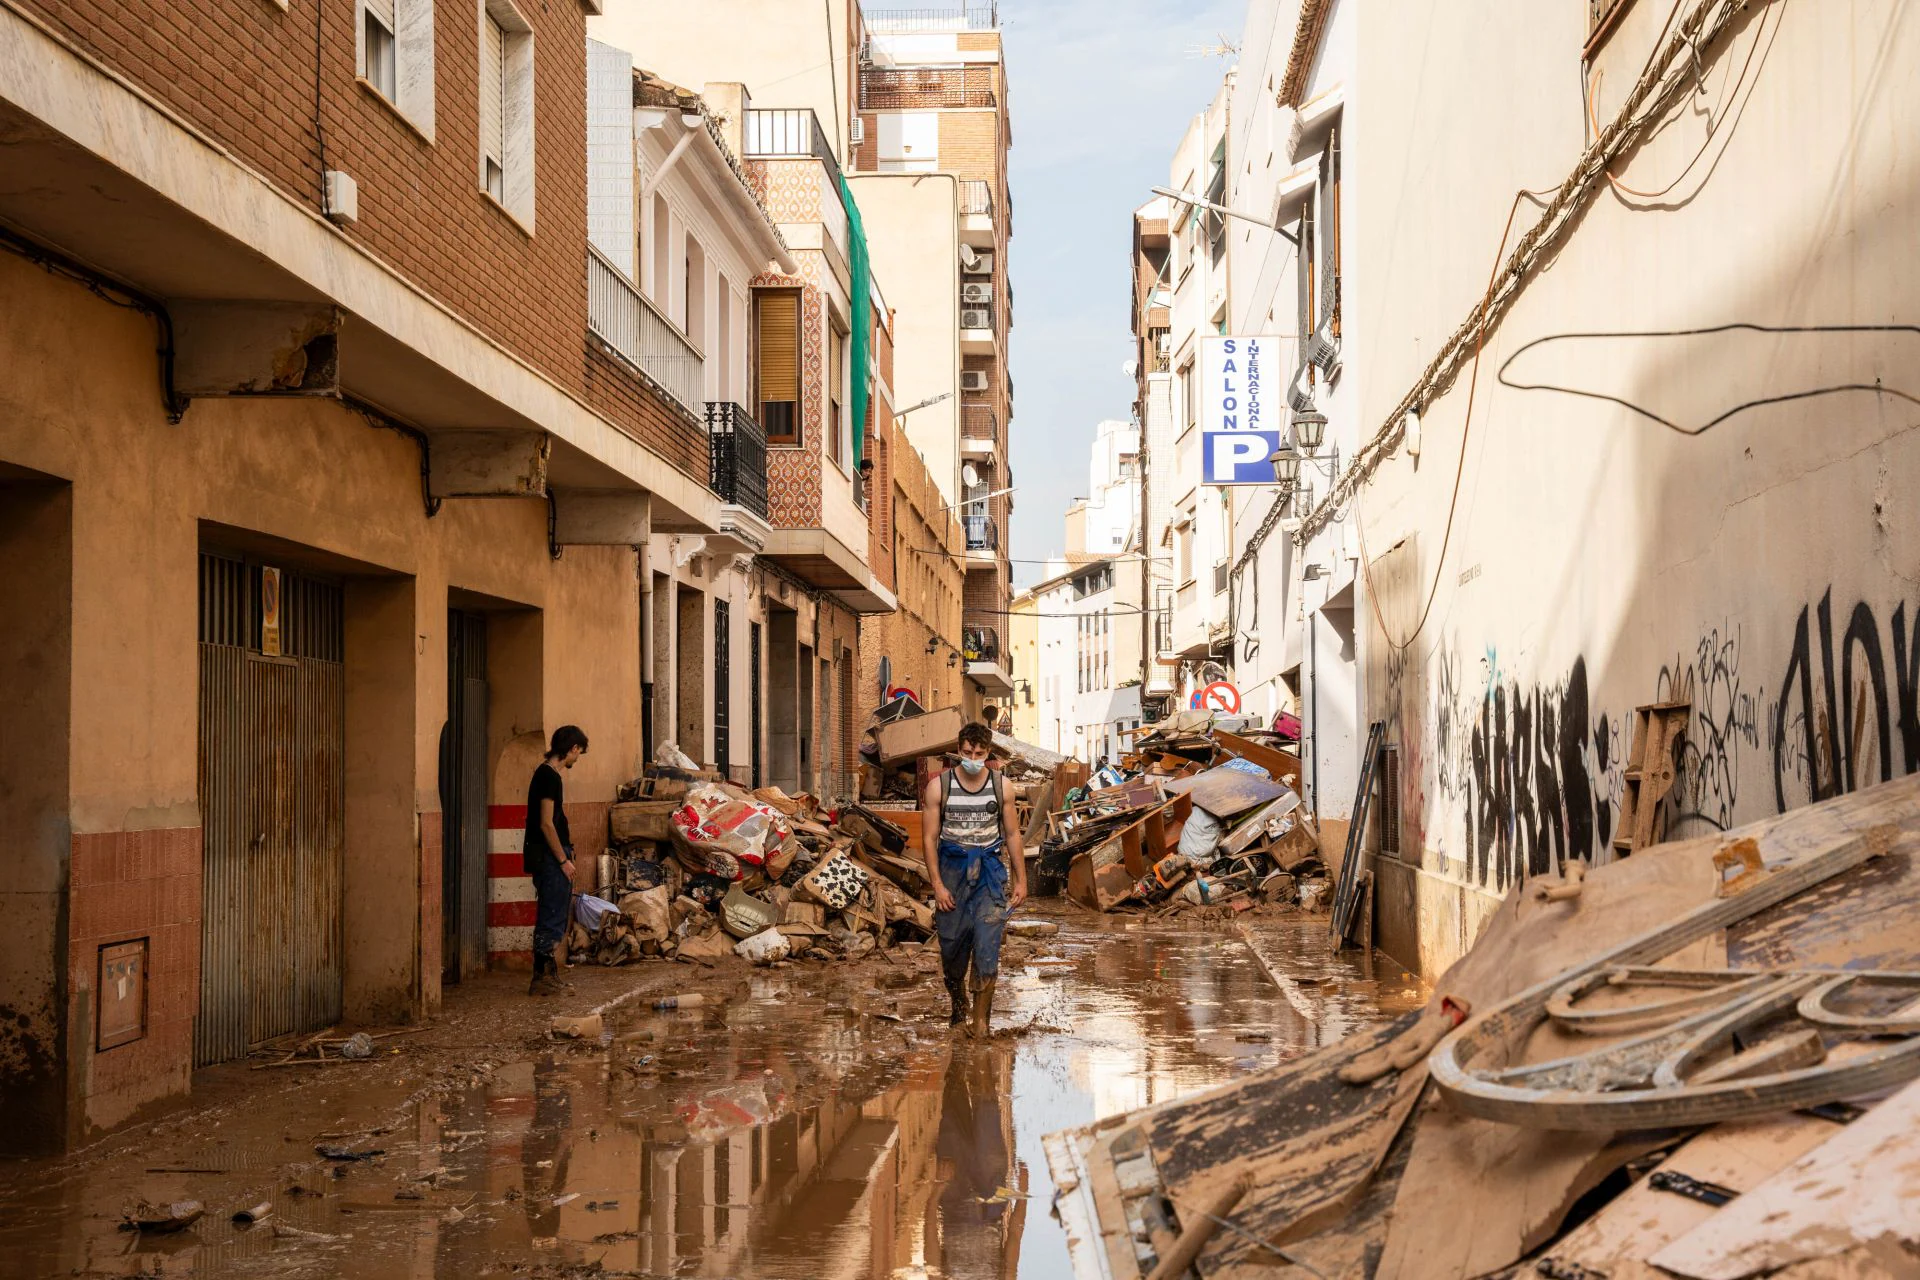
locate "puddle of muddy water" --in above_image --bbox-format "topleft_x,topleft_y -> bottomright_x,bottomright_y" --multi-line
0,911 -> 1422,1280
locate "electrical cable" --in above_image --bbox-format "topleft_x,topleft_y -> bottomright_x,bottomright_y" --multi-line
312,0 -> 332,214
1495,323 -> 1920,435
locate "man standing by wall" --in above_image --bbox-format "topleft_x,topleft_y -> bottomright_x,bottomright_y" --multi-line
922,722 -> 1027,1037
525,725 -> 588,996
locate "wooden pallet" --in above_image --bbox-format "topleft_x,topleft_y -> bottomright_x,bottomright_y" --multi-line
1615,699 -> 1691,856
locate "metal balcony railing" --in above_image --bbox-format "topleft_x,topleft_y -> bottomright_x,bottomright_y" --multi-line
959,179 -> 994,217
743,108 -> 844,192
705,402 -> 769,520
863,4 -> 999,33
860,66 -> 997,111
962,624 -> 1000,664
961,404 -> 997,442
587,247 -> 704,415
964,513 -> 999,553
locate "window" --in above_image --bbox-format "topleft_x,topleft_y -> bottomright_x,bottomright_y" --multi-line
827,321 -> 846,467
684,234 -> 706,340
363,0 -> 397,99
477,0 -> 535,227
357,0 -> 434,134
754,290 -> 801,445
1204,148 -> 1227,267
715,272 -> 733,400
479,11 -> 504,198
1179,361 -> 1195,428
650,194 -> 671,306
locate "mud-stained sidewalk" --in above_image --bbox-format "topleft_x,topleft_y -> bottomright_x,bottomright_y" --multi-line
0,905 -> 1421,1279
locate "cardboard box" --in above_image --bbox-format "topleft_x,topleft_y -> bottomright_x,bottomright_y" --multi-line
610,800 -> 679,843
872,706 -> 967,764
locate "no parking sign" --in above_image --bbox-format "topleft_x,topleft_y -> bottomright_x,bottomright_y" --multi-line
1189,681 -> 1242,714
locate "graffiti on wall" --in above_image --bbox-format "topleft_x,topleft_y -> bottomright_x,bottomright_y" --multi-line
1657,624 -> 1766,836
1435,652 -> 1622,893
1774,589 -> 1920,811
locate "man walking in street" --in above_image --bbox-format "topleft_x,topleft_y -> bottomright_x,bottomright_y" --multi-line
923,721 -> 1027,1037
525,725 -> 588,997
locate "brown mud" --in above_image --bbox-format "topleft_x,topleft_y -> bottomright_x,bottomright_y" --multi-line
0,904 -> 1422,1279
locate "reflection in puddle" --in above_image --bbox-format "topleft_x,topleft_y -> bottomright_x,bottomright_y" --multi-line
0,913 -> 1421,1278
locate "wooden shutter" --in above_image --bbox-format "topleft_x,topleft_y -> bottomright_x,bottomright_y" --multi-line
756,292 -> 800,402
480,14 -> 505,172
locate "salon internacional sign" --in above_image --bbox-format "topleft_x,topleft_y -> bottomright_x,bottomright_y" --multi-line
1200,335 -> 1286,486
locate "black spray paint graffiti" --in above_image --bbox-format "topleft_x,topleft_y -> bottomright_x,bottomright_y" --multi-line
1774,589 -> 1920,811
1441,655 -> 1618,893
1657,624 -> 1766,836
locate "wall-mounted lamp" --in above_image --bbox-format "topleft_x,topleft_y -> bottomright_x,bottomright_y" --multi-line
926,637 -> 940,654
1292,409 -> 1328,455
1302,563 -> 1328,581
1269,445 -> 1303,488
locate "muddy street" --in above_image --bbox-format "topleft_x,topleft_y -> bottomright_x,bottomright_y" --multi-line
0,907 -> 1419,1280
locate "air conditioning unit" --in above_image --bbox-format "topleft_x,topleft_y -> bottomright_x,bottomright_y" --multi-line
960,371 -> 990,391
849,117 -> 865,145
961,282 -> 994,305
960,309 -> 991,330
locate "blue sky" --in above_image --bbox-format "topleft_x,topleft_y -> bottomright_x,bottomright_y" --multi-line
1001,0 -> 1243,587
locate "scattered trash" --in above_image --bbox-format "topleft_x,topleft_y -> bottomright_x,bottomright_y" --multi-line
314,1144 -> 385,1161
1005,919 -> 1059,937
338,1032 -> 374,1060
549,1013 -> 604,1041
231,1202 -> 273,1225
551,1193 -> 580,1208
735,927 -> 793,966
272,1222 -> 346,1243
650,993 -> 707,1010
121,1200 -> 204,1233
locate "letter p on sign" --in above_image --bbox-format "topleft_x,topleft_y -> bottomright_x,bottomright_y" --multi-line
1202,429 -> 1285,485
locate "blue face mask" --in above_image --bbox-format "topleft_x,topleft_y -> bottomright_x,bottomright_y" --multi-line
959,757 -> 987,776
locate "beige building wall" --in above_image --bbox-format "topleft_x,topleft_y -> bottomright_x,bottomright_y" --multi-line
1332,0 -> 1920,974
848,173 -> 964,507
1007,591 -> 1041,743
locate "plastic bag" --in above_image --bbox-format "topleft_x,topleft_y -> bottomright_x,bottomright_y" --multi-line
1177,806 -> 1224,862
668,784 -> 787,875
677,1082 -> 776,1141
653,742 -> 701,772
734,927 -> 792,966
573,893 -> 620,931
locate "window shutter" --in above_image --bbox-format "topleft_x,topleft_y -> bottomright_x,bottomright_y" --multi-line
481,14 -> 506,169
756,293 -> 800,403
366,0 -> 395,31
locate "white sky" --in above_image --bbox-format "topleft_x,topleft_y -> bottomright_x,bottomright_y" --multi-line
1002,0 -> 1243,587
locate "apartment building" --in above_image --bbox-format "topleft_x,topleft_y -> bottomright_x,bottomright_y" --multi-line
859,421 -> 968,722
852,5 -> 1019,714
1129,197 -> 1178,718
1163,80 -> 1238,702
0,0 -> 782,1152
1202,0 -> 1920,980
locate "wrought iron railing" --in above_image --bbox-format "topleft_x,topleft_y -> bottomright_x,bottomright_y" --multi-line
863,4 -> 998,33
587,247 -> 704,415
959,179 -> 994,217
706,402 -> 769,520
743,108 -> 844,192
964,513 -> 999,553
860,66 -> 997,111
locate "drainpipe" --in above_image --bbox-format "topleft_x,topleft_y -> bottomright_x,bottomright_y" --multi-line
1309,610 -> 1319,812
641,114 -> 703,198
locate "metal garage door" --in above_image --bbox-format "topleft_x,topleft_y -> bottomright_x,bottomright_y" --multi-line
195,553 -> 345,1066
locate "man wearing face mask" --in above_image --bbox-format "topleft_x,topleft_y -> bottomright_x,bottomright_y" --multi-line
922,721 -> 1027,1037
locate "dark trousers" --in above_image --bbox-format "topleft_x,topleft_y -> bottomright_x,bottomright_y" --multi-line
531,851 -> 573,963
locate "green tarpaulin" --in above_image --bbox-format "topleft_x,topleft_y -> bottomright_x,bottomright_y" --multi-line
838,174 -> 871,474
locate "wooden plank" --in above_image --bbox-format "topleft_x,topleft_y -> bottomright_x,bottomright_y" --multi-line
1540,1112 -> 1839,1276
1210,729 -> 1304,788
1651,1075 -> 1920,1280
1165,766 -> 1290,819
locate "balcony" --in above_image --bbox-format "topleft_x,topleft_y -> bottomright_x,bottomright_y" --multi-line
706,402 -> 769,520
962,618 -> 1014,695
863,4 -> 999,34
963,511 -> 999,568
859,66 -> 998,111
959,179 -> 995,247
587,247 -> 704,416
743,107 -> 844,193
960,404 -> 997,456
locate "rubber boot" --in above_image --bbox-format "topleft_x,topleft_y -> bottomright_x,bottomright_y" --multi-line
942,952 -> 970,1029
968,975 -> 997,1040
529,952 -> 560,997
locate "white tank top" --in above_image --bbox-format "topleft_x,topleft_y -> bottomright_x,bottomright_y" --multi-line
940,769 -> 1003,849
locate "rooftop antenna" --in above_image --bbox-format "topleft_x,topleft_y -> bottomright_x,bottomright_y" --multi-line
1184,34 -> 1240,58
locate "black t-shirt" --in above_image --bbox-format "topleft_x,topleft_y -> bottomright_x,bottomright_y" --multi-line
523,762 -> 570,873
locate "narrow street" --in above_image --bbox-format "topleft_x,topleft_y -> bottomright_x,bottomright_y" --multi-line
0,907 -> 1419,1279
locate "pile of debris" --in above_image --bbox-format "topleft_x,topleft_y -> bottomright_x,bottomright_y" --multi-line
1039,711 -> 1325,916
1046,774 -> 1920,1280
550,743 -> 930,969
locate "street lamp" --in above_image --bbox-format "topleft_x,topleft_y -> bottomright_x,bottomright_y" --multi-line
896,390 -> 954,419
1269,446 -> 1303,488
1292,408 -> 1328,455
1151,186 -> 1300,246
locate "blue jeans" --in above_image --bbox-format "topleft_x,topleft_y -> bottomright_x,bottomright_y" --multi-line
531,849 -> 573,962
935,840 -> 1009,981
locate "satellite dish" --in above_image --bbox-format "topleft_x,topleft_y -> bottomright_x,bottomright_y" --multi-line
962,463 -> 981,488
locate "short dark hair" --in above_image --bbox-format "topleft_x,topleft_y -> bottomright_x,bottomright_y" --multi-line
957,722 -> 993,752
549,725 -> 589,758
